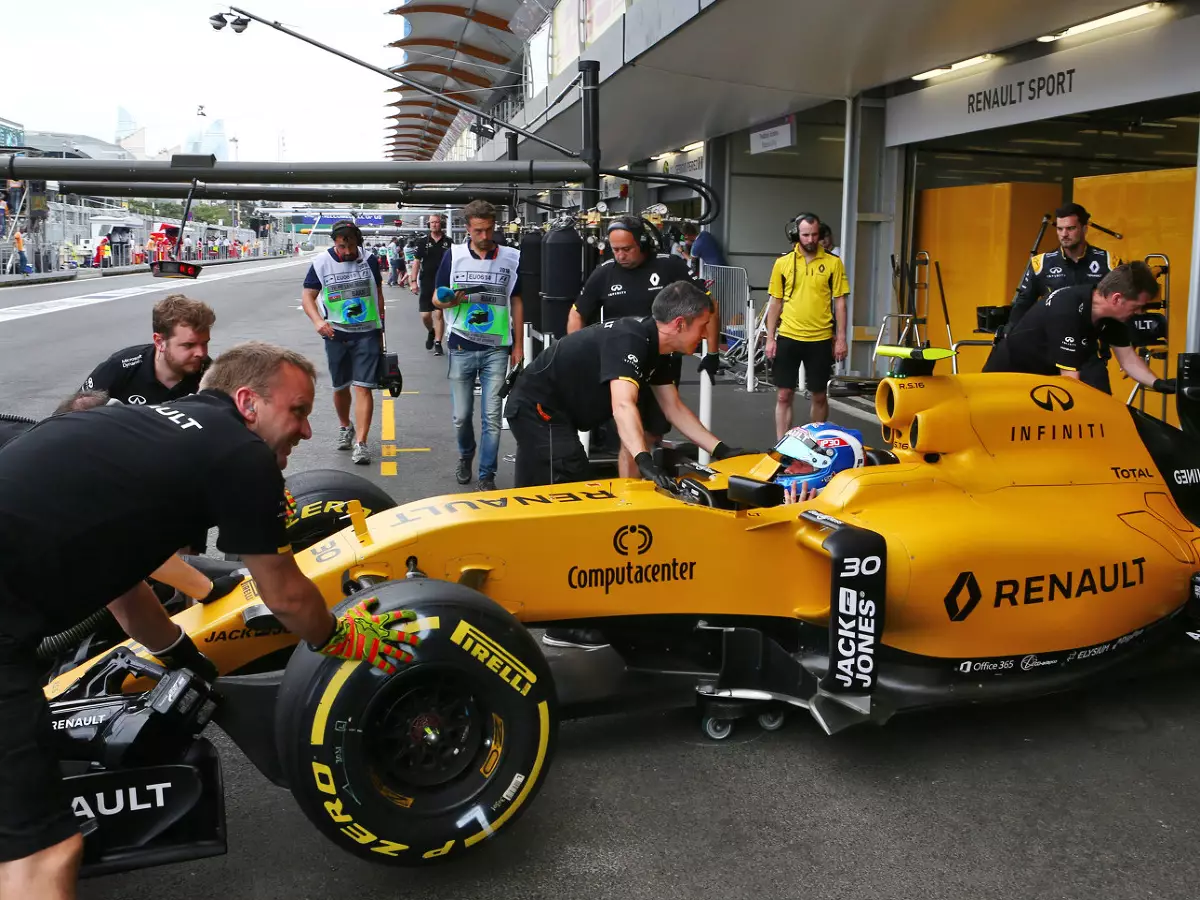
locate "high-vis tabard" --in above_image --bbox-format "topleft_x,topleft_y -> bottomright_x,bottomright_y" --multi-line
445,243 -> 519,347
310,249 -> 382,333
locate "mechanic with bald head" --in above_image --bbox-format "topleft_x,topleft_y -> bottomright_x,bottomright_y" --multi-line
0,342 -> 420,900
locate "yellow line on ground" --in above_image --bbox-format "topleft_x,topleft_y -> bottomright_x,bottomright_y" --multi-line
401,390 -> 419,394
381,461 -> 397,476
382,445 -> 397,457
381,398 -> 395,441
397,448 -> 431,452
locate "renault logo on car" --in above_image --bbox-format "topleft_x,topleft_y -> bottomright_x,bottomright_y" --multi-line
1029,384 -> 1074,412
944,571 -> 983,622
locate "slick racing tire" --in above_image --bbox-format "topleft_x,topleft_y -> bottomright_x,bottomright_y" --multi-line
283,469 -> 397,554
275,579 -> 557,866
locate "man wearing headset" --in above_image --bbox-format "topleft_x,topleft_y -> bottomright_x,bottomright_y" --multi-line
300,219 -> 385,465
766,212 -> 850,439
567,215 -> 720,478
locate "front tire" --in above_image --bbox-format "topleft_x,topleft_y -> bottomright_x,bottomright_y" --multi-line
275,579 -> 557,866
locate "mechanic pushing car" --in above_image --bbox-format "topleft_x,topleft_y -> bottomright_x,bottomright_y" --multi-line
567,215 -> 720,478
506,280 -> 747,650
0,342 -> 421,900
1006,203 -> 1122,390
983,261 -> 1175,396
0,389 -> 243,606
81,293 -> 215,406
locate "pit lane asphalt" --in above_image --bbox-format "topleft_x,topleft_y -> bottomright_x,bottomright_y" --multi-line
2,262 -> 1197,900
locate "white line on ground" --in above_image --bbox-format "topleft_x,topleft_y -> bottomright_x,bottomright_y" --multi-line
0,258 -> 311,325
829,396 -> 882,426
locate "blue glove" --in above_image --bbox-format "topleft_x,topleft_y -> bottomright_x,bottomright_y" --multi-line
436,286 -> 457,303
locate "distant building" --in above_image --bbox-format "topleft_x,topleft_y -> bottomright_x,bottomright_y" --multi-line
0,115 -> 23,149
24,130 -> 136,160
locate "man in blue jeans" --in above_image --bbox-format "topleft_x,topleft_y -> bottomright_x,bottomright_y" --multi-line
434,200 -> 524,491
300,220 -> 385,465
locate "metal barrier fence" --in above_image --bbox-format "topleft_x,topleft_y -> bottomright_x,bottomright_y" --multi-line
699,262 -> 764,393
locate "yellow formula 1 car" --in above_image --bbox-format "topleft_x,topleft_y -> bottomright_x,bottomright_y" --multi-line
44,357 -> 1200,876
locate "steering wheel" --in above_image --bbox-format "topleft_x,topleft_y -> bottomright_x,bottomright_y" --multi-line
677,477 -> 715,508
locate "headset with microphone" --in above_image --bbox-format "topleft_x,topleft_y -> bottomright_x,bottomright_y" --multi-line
606,215 -> 659,255
784,211 -> 821,245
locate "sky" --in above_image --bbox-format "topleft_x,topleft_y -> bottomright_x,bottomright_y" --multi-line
2,0 -> 410,162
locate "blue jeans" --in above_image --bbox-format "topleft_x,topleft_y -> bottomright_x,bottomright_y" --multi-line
449,346 -> 509,480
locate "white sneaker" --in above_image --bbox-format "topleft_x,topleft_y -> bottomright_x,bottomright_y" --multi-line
337,425 -> 355,450
352,442 -> 370,465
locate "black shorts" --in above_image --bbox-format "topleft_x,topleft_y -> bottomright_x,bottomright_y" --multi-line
418,278 -> 438,313
637,354 -> 683,437
0,635 -> 79,862
507,404 -> 590,488
772,336 -> 833,393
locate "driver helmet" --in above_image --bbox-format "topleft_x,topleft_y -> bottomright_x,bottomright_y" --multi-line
771,422 -> 865,492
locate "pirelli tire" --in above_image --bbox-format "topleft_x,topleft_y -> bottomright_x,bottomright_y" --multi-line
274,579 -> 557,867
283,469 -> 396,554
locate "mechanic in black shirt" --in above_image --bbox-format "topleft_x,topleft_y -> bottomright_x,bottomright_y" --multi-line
568,216 -> 720,478
0,342 -> 421,899
82,294 -> 215,405
410,213 -> 454,356
1008,203 -> 1121,389
508,281 -> 747,652
984,262 -> 1173,395
507,280 -> 745,487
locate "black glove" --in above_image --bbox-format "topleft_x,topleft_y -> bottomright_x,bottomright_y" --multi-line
1152,378 -> 1177,394
199,571 -> 247,605
151,627 -> 219,683
635,451 -> 678,492
710,441 -> 753,461
697,352 -> 721,380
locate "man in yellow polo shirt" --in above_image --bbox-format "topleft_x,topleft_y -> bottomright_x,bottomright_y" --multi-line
765,213 -> 850,438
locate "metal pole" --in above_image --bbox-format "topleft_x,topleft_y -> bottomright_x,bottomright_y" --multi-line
746,294 -> 757,393
228,5 -> 578,158
507,132 -> 519,161
174,179 -> 199,262
580,59 -> 601,278
838,95 -> 860,375
698,338 -> 713,464
8,157 -> 591,185
1188,125 -> 1200,353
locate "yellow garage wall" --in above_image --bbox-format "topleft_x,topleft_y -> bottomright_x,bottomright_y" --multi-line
915,182 -> 1061,373
1073,168 -> 1194,424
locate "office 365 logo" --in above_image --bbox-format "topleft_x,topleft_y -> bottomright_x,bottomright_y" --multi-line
944,571 -> 983,622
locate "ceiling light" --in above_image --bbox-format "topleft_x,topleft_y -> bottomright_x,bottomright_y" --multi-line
1037,3 -> 1164,42
818,136 -> 846,142
1153,150 -> 1197,157
680,141 -> 704,153
912,54 -> 994,81
1010,138 -> 1084,146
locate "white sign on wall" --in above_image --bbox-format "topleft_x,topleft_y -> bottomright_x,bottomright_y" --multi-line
749,116 -> 796,155
885,13 -> 1200,147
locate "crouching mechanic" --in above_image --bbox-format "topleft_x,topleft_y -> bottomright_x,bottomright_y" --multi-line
0,342 -> 421,900
983,261 -> 1175,396
82,293 -> 214,406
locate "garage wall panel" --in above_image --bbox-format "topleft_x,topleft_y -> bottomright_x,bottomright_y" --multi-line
915,181 -> 1061,372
